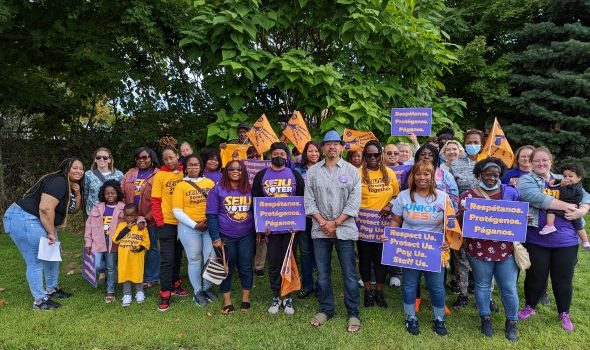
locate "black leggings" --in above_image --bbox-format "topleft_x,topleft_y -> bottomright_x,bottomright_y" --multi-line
524,243 -> 578,313
357,240 -> 386,285
267,234 -> 292,298
158,224 -> 183,293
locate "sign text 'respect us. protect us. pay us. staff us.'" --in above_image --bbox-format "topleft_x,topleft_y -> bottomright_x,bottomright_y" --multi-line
381,227 -> 444,273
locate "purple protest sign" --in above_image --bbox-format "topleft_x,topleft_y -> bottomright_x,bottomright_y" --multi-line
391,108 -> 432,136
82,248 -> 97,288
253,196 -> 306,233
356,209 -> 389,242
390,165 -> 412,187
243,159 -> 271,184
381,227 -> 443,272
462,198 -> 529,242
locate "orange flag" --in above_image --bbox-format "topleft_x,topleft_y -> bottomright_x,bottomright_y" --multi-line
343,128 -> 378,152
282,111 -> 311,152
443,195 -> 463,266
220,144 -> 248,168
478,118 -> 515,168
280,232 -> 301,297
246,114 -> 280,154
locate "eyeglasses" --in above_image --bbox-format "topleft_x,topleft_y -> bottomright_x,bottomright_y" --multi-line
135,155 -> 150,161
385,151 -> 399,156
532,159 -> 551,164
227,168 -> 242,172
95,155 -> 110,161
364,153 -> 381,159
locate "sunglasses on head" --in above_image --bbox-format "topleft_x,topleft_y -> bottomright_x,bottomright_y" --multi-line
364,152 -> 381,159
95,155 -> 110,161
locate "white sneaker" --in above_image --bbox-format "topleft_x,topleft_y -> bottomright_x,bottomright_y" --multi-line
122,294 -> 132,307
135,291 -> 145,304
390,276 -> 401,287
539,225 -> 557,235
357,279 -> 364,288
268,297 -> 281,314
283,298 -> 295,315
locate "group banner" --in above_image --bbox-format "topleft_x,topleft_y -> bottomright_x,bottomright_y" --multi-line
220,144 -> 249,167
381,227 -> 444,273
282,111 -> 311,153
355,209 -> 390,243
246,114 -> 280,154
253,196 -> 306,233
461,198 -> 529,242
242,159 -> 271,184
82,248 -> 98,288
391,108 -> 433,136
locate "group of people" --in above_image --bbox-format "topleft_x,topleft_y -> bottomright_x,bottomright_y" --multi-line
3,123 -> 589,341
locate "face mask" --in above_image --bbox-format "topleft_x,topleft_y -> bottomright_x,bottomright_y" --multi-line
479,179 -> 500,191
465,144 -> 481,156
271,156 -> 286,167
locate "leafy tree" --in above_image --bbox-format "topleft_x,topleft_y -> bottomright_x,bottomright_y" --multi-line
180,0 -> 465,145
500,0 -> 590,169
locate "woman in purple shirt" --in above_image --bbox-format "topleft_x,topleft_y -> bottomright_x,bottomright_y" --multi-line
200,148 -> 223,184
516,146 -> 590,332
206,160 -> 255,314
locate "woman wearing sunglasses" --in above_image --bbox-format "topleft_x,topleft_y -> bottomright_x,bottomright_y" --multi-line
122,147 -> 161,288
83,147 -> 124,215
358,140 -> 399,308
206,160 -> 256,314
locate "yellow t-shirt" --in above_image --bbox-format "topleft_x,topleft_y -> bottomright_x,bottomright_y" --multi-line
112,222 -> 150,283
172,178 -> 215,223
151,170 -> 184,225
360,167 -> 400,210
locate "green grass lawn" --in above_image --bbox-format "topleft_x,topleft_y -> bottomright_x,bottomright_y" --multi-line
1,227 -> 589,350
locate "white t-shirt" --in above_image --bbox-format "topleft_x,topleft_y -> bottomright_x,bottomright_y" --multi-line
391,188 -> 447,233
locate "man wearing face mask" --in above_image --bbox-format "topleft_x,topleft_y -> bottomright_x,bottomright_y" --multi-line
252,142 -> 305,315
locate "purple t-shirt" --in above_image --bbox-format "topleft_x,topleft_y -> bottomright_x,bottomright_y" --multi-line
134,168 -> 154,205
501,168 -> 529,187
260,167 -> 297,234
206,186 -> 254,238
203,170 -> 222,184
526,181 -> 579,248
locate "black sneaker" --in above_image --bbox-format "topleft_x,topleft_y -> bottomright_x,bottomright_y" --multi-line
405,317 -> 420,335
255,269 -> 265,277
452,294 -> 468,310
539,290 -> 551,305
33,299 -> 58,310
298,289 -> 315,299
47,288 -> 72,299
505,320 -> 518,342
433,319 -> 448,336
374,290 -> 388,308
363,289 -> 375,307
45,298 -> 62,308
480,316 -> 493,337
490,299 -> 500,313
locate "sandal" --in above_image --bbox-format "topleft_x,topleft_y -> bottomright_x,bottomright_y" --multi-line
105,293 -> 115,303
240,301 -> 251,312
311,312 -> 330,327
221,304 -> 235,314
347,316 -> 361,333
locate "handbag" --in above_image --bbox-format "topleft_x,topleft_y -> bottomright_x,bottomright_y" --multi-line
513,242 -> 531,270
202,245 -> 228,285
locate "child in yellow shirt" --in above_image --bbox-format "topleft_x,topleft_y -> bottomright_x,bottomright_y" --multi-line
112,203 -> 150,307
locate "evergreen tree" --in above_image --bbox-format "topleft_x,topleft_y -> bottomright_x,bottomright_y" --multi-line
501,0 -> 590,170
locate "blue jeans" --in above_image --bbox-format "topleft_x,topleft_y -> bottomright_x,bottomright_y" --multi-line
143,225 -> 160,283
95,239 -> 118,294
313,238 -> 360,318
220,233 -> 255,294
3,204 -> 60,302
402,268 -> 446,320
468,255 -> 519,320
295,218 -> 315,291
177,223 -> 213,293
